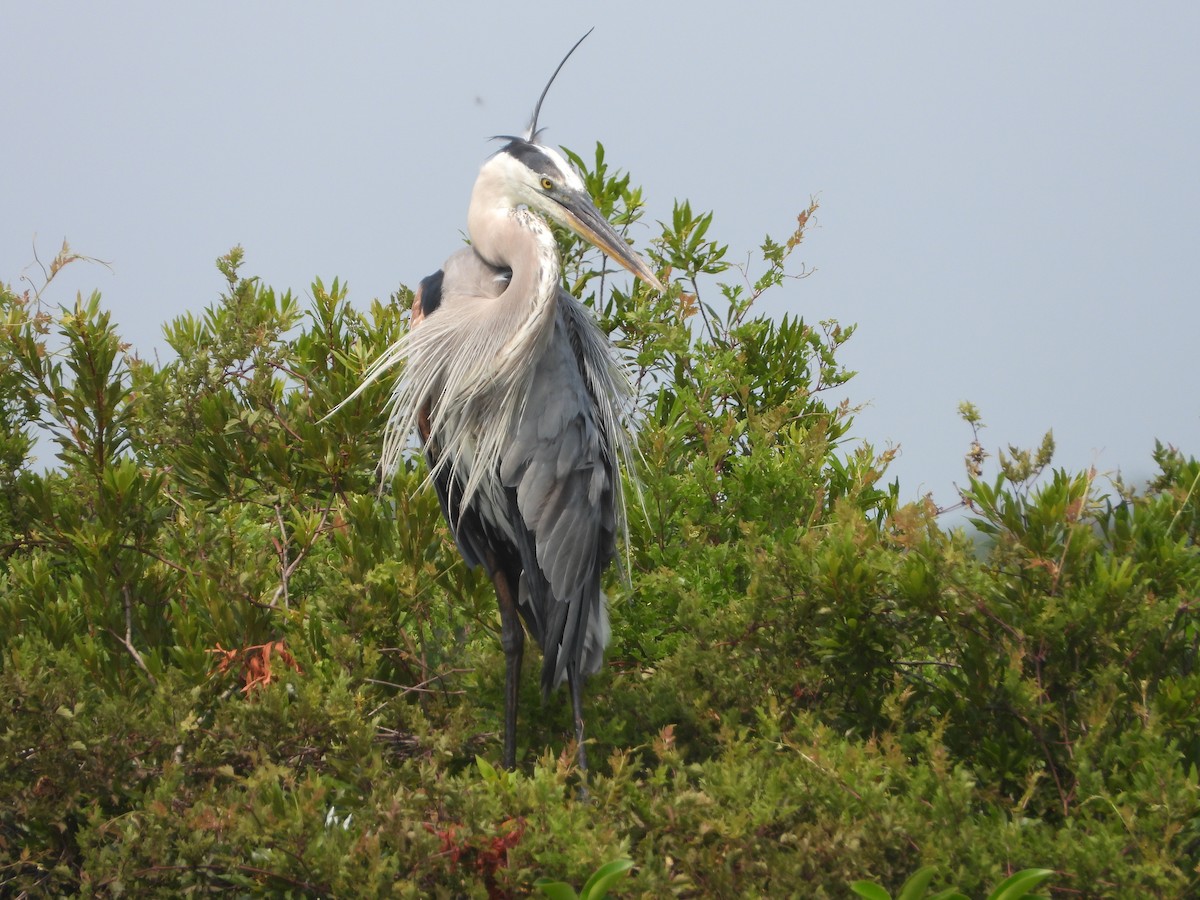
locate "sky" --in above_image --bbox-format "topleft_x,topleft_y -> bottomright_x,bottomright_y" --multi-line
5,3 -> 1198,516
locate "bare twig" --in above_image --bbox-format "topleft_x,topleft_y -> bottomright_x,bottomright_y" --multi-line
269,501 -> 332,609
894,659 -> 962,670
109,586 -> 158,687
365,669 -> 471,696
273,504 -> 290,608
1167,462 -> 1200,535
21,236 -> 113,307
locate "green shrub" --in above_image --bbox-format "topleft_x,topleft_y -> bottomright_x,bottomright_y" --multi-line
1,148 -> 1197,897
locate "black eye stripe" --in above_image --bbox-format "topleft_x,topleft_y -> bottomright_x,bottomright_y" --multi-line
502,138 -> 566,182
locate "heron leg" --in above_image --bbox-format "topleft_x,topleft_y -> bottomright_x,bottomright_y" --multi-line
567,664 -> 589,776
489,562 -> 524,770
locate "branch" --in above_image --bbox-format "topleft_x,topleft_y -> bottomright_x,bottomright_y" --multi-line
109,586 -> 158,687
365,669 -> 471,696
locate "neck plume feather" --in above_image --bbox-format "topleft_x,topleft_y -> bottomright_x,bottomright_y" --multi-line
367,205 -> 563,510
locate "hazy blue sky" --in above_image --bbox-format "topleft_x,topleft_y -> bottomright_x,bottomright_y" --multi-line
6,3 -> 1198,513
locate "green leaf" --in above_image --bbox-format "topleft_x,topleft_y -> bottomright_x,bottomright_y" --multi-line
475,754 -> 498,784
897,867 -> 938,900
850,882 -> 893,900
580,858 -> 634,899
987,869 -> 1055,900
534,878 -> 580,900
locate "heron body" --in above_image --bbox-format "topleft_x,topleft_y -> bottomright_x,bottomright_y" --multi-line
364,137 -> 661,772
413,246 -> 622,693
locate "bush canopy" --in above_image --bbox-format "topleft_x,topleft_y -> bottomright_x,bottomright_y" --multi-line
2,146 -> 1197,897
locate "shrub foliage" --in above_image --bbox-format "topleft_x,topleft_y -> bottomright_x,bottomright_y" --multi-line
2,149 -> 1198,897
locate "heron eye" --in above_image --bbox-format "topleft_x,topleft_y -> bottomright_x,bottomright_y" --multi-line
540,177 -> 554,191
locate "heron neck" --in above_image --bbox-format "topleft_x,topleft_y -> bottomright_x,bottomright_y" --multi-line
468,206 -> 561,356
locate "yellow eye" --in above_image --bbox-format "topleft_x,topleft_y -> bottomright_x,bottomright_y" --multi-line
540,177 -> 554,191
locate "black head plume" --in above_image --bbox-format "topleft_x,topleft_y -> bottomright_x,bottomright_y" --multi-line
523,27 -> 594,142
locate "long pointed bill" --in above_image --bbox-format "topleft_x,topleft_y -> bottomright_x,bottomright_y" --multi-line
558,190 -> 665,293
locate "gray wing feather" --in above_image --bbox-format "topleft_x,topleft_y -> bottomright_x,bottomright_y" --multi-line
500,292 -> 621,690
508,320 -> 611,587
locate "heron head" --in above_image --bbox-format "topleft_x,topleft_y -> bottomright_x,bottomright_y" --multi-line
484,138 -> 664,293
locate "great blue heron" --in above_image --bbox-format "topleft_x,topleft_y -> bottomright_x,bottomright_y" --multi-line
343,35 -> 662,773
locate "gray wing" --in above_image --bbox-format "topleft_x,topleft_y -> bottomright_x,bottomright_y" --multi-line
499,290 -> 620,692
415,252 -> 625,694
